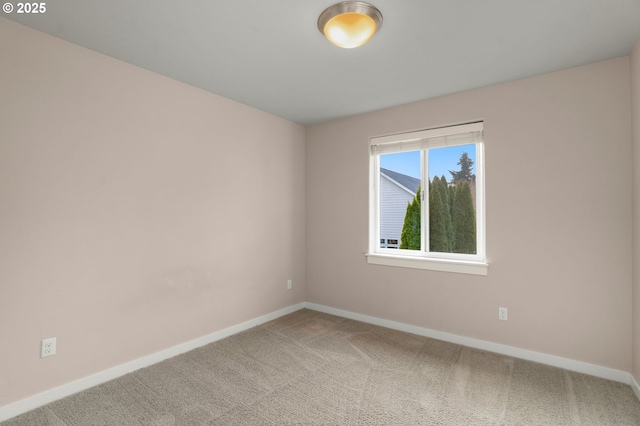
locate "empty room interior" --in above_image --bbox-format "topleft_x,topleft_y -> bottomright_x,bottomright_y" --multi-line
2,1 -> 640,424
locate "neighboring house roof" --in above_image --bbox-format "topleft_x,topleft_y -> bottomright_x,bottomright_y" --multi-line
380,168 -> 420,195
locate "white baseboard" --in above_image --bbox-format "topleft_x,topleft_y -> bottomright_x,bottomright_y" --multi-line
631,374 -> 640,401
304,303 -> 634,387
0,303 -> 306,423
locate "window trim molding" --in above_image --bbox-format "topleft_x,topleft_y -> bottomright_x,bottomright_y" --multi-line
368,121 -> 487,274
365,253 -> 488,276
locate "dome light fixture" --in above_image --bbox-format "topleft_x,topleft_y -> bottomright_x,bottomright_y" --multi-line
318,1 -> 383,49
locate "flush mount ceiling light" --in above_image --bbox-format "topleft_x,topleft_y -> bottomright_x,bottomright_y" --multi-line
318,1 -> 383,48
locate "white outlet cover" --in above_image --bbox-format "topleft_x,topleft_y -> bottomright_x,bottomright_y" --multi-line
41,337 -> 57,357
498,307 -> 508,321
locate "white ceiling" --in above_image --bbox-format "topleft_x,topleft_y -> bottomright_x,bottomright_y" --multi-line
5,0 -> 640,125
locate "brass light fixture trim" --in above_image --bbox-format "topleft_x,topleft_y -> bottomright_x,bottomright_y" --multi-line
318,1 -> 383,48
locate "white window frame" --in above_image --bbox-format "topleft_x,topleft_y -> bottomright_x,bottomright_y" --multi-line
367,122 -> 488,276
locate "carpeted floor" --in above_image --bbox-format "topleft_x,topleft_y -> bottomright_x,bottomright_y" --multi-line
4,308 -> 640,425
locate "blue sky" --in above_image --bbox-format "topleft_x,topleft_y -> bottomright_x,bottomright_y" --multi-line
380,144 -> 476,181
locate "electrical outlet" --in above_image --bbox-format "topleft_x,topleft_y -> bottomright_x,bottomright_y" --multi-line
287,279 -> 292,290
498,307 -> 508,321
41,337 -> 56,357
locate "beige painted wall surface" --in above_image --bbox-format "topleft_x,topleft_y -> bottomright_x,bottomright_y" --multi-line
307,57 -> 632,371
632,40 -> 640,382
0,18 -> 306,406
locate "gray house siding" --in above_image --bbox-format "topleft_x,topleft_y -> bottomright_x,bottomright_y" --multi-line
379,169 -> 420,248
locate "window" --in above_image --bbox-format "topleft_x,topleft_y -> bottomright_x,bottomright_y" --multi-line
367,122 -> 487,275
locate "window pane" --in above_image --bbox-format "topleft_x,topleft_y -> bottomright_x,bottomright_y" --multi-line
379,151 -> 421,250
428,144 -> 476,254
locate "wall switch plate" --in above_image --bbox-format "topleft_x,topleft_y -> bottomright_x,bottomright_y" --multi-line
498,307 -> 508,321
41,337 -> 56,357
287,279 -> 292,290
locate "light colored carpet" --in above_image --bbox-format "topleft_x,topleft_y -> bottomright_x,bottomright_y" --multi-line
4,309 -> 640,425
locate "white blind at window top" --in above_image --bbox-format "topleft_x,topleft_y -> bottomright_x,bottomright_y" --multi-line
371,122 -> 483,155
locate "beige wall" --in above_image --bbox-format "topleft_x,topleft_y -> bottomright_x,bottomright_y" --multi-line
632,40 -> 640,383
0,18 -> 306,406
307,56 -> 633,371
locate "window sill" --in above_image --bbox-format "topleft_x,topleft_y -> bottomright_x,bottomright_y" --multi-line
365,253 -> 488,276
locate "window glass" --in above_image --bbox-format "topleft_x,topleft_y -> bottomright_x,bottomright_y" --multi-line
428,144 -> 476,254
379,151 -> 421,250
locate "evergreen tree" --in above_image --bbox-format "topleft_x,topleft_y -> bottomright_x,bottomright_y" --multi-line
449,152 -> 475,183
448,185 -> 455,218
439,175 -> 454,251
451,181 -> 476,254
429,177 -> 449,252
439,174 -> 448,188
400,186 -> 421,250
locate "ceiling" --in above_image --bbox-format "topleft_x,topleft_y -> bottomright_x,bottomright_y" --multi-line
4,0 -> 640,125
